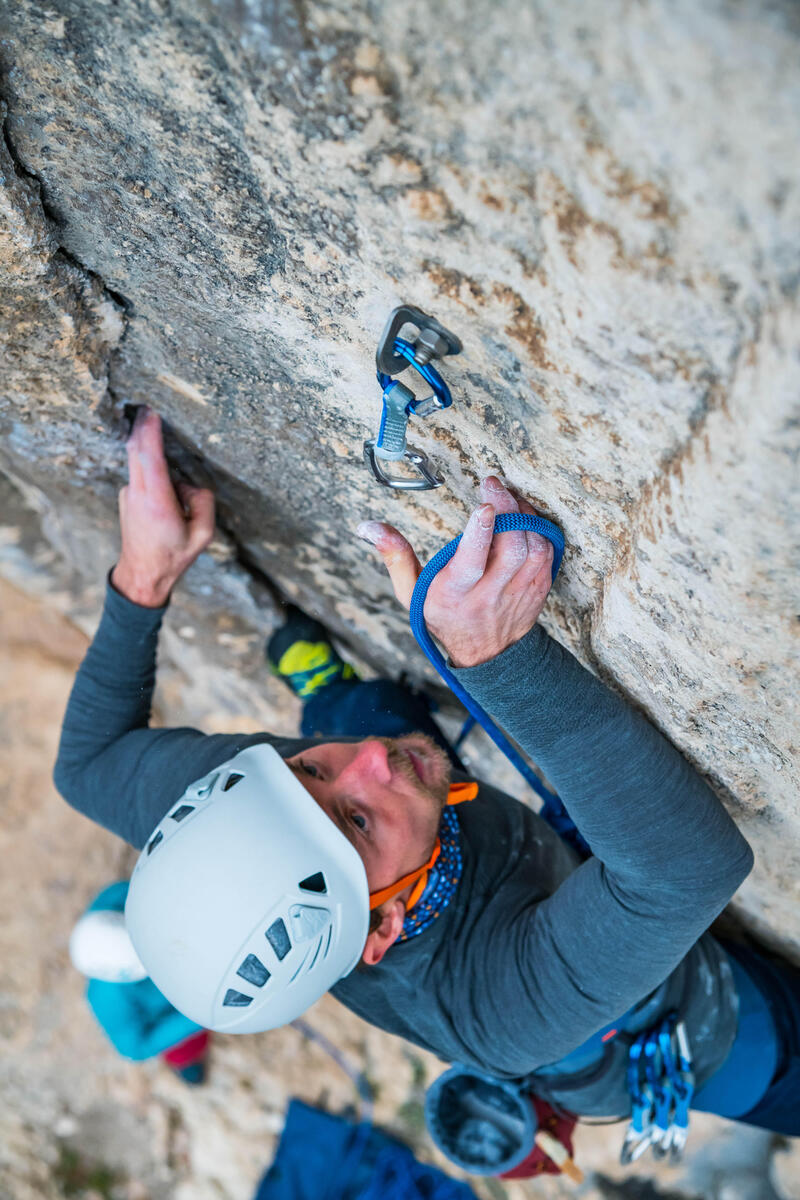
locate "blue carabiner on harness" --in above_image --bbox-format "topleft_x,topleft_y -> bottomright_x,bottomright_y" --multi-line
669,1020 -> 694,1161
620,1014 -> 694,1165
650,1023 -> 674,1157
620,1033 -> 655,1164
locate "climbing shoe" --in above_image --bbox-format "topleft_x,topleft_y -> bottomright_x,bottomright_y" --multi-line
267,606 -> 357,699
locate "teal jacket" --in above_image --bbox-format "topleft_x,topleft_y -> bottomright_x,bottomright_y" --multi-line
84,882 -> 202,1060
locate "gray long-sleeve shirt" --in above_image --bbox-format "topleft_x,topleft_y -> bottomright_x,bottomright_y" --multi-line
54,581 -> 754,1115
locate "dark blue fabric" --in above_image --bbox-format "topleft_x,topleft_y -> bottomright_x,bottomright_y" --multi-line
301,678 -> 465,771
692,950 -> 779,1118
719,941 -> 800,1136
253,1099 -> 477,1200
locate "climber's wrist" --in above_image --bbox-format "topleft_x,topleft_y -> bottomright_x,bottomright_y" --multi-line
110,558 -> 175,608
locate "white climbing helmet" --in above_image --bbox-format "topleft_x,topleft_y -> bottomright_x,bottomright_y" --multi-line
69,909 -> 149,984
124,744 -> 369,1033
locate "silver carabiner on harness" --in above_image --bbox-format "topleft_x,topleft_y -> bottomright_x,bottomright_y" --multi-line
363,305 -> 461,491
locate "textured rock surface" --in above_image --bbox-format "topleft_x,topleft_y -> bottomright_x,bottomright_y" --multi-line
1,0 -> 799,1192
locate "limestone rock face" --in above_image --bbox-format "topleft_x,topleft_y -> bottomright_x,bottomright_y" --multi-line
1,0 -> 799,978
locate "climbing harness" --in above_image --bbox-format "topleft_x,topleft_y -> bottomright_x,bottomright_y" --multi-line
364,305 -> 462,490
408,512 -> 590,859
620,1016 -> 694,1165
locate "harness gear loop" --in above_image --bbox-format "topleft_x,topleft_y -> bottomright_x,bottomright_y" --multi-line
365,306 -> 461,491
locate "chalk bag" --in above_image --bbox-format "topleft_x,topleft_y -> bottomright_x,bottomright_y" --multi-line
424,1066 -> 537,1176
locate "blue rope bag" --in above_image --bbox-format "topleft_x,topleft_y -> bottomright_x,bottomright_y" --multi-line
409,512 -> 590,860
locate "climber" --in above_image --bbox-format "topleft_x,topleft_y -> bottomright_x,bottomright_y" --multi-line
69,880 -> 211,1084
54,408 -> 799,1147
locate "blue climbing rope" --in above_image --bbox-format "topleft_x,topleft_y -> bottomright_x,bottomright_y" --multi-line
409,512 -> 590,859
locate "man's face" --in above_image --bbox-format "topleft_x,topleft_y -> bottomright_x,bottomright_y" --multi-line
284,734 -> 451,895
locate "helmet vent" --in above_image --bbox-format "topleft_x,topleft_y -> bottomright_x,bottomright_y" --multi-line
289,904 -> 330,942
237,954 -> 270,988
147,831 -> 163,855
298,871 -> 327,894
289,943 -> 313,982
170,804 -> 195,822
307,933 -> 324,972
265,918 -> 291,961
223,988 -> 253,1007
288,927 -> 330,983
223,772 -> 244,792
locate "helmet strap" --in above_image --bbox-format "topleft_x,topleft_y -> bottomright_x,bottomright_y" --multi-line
367,781 -> 478,911
368,839 -> 441,911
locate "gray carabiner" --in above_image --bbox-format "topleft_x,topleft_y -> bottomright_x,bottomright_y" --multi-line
362,441 -> 444,490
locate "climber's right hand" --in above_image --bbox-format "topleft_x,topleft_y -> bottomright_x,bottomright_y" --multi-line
111,408 -> 215,608
357,476 -> 554,669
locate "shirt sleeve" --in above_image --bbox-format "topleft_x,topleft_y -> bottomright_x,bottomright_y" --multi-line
53,576 -> 271,848
451,624 -> 754,1064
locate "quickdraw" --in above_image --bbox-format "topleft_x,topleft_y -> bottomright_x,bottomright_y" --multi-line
620,1016 -> 694,1165
364,305 -> 462,490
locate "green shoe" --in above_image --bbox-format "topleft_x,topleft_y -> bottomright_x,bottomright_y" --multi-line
266,606 -> 357,699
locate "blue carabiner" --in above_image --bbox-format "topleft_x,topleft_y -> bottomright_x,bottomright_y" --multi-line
652,1035 -> 674,1147
626,1037 -> 648,1132
377,337 -> 454,413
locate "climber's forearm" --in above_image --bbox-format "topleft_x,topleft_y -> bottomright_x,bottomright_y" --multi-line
53,576 -> 167,798
53,575 -> 269,848
453,624 -> 753,904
